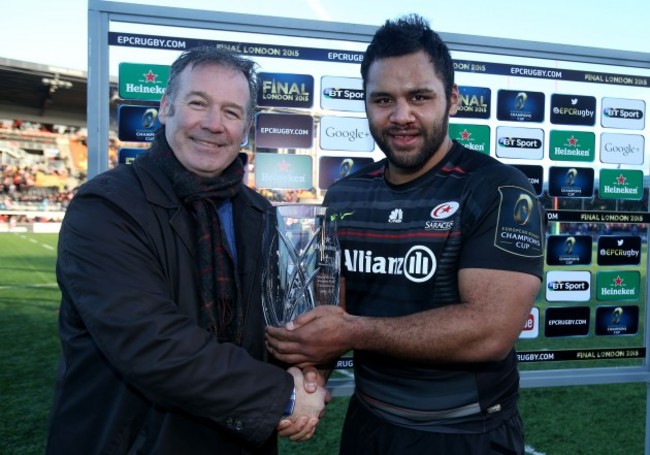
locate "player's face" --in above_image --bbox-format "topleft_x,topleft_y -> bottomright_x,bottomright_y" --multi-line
159,63 -> 251,178
365,50 -> 458,181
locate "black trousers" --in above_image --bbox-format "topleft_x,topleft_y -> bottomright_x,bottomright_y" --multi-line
339,394 -> 524,455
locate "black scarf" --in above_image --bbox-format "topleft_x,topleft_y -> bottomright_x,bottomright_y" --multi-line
150,128 -> 245,344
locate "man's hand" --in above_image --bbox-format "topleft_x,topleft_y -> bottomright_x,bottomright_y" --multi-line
266,305 -> 352,367
276,367 -> 328,441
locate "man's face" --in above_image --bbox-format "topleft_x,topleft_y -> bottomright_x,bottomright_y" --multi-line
159,63 -> 251,178
365,50 -> 458,180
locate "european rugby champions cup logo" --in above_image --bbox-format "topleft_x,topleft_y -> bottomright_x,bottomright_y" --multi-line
558,236 -> 582,265
513,193 -> 533,225
548,166 -> 594,198
142,108 -> 158,128
562,168 -> 584,195
595,305 -> 639,336
566,168 -> 578,186
494,186 -> 543,257
546,235 -> 592,266
117,105 -> 160,142
339,159 -> 354,178
317,156 -> 374,190
497,89 -> 545,122
564,236 -> 576,255
514,92 -> 527,110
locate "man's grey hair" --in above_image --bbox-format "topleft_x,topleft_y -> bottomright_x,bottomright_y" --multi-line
165,46 -> 259,122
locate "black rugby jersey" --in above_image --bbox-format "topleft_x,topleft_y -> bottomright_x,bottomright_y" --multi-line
323,141 -> 544,432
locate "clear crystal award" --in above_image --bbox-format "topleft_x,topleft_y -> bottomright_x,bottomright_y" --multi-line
261,204 -> 340,327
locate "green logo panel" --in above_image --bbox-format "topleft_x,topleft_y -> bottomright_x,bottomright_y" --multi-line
254,153 -> 313,189
599,169 -> 643,200
597,270 -> 640,301
449,123 -> 490,155
549,130 -> 595,162
119,63 -> 170,101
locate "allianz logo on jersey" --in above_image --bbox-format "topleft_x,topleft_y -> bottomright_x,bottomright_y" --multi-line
344,245 -> 437,283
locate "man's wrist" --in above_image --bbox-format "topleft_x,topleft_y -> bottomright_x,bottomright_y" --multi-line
282,387 -> 296,418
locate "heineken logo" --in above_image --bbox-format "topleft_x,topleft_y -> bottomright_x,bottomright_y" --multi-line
549,130 -> 595,162
119,63 -> 170,101
449,123 -> 490,155
599,169 -> 643,200
597,271 -> 640,301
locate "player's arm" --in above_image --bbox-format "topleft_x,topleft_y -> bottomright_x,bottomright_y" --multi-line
266,267 -> 540,366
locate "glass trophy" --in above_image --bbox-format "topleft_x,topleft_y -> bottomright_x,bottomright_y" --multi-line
262,204 -> 340,327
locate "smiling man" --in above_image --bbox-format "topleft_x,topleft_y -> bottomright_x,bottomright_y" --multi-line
46,47 -> 328,455
266,15 -> 544,455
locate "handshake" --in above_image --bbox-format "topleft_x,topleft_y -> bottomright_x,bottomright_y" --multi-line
276,366 -> 330,442
267,304 -> 351,442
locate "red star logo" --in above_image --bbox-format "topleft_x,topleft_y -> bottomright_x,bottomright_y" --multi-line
143,70 -> 158,83
278,160 -> 290,172
567,135 -> 578,146
460,129 -> 471,140
617,174 -> 626,185
614,275 -> 624,286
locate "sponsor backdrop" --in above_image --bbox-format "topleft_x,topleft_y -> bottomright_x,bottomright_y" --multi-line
108,24 -> 649,370
117,105 -> 161,142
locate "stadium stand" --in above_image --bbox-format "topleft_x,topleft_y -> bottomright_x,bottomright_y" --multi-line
0,58 -> 118,231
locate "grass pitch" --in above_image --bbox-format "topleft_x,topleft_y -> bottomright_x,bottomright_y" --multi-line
0,233 -> 645,454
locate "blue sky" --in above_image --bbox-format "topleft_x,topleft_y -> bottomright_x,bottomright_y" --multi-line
1,0 -> 648,72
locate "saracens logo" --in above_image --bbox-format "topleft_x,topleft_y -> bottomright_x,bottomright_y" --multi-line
430,201 -> 459,219
426,201 -> 458,230
343,245 -> 437,283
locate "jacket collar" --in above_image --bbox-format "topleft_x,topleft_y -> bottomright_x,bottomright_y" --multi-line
131,150 -> 268,261
132,151 -> 194,254
132,151 -> 180,209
